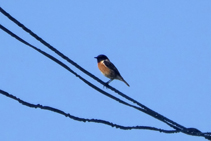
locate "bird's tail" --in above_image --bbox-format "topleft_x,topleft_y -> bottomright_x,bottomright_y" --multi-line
116,75 -> 130,87
122,78 -> 130,87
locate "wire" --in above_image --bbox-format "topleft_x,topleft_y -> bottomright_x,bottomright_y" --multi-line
0,7 -> 211,140
0,89 -> 179,133
0,6 -> 184,131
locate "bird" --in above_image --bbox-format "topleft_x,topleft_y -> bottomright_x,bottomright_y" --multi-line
94,54 -> 129,87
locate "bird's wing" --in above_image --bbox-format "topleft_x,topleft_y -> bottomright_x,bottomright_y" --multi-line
103,60 -> 121,76
104,60 -> 130,86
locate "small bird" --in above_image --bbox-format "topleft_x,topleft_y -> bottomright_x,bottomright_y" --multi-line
94,54 -> 129,87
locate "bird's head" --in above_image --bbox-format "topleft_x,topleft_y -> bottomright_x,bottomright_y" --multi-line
94,54 -> 109,62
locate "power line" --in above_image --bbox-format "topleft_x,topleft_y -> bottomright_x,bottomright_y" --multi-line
0,6 -> 183,132
0,7 -> 211,140
0,89 -> 179,133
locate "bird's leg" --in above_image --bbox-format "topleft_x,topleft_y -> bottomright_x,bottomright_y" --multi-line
103,79 -> 113,88
106,79 -> 113,84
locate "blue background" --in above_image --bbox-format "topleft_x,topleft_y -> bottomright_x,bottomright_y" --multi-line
0,1 -> 211,140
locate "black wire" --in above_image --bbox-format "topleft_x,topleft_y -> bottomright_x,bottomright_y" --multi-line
0,6 -> 185,131
0,89 -> 179,133
1,7 -> 211,140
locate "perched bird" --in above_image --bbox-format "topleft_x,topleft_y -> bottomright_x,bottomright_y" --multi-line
94,54 -> 129,87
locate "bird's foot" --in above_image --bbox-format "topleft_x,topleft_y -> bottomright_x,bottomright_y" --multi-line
103,82 -> 109,88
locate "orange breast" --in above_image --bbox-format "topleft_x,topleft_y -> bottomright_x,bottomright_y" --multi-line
98,61 -> 112,78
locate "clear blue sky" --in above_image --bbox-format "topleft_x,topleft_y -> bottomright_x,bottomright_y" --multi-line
0,1 -> 211,140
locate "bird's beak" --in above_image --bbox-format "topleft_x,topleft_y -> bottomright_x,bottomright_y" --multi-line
94,57 -> 97,59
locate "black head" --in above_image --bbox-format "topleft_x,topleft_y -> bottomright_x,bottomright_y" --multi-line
94,54 -> 109,62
